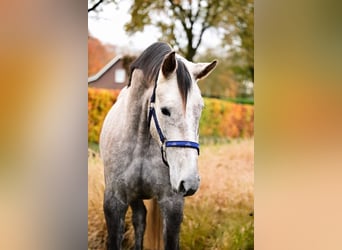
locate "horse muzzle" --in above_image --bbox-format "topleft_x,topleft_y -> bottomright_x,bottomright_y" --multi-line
177,175 -> 200,197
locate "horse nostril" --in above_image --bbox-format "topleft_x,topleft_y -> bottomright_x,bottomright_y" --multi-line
185,188 -> 196,196
178,181 -> 186,194
178,180 -> 197,196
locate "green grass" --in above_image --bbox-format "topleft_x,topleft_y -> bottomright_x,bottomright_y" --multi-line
223,97 -> 254,105
181,197 -> 254,250
88,141 -> 100,153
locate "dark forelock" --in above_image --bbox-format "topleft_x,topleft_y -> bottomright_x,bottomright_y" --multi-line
128,42 -> 192,108
128,42 -> 172,87
176,59 -> 192,108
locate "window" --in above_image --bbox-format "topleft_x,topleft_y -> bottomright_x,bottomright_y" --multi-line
115,69 -> 126,83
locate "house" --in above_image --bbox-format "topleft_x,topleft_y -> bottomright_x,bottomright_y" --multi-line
88,55 -> 127,89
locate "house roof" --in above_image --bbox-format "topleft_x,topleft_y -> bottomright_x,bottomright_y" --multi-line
88,55 -> 122,83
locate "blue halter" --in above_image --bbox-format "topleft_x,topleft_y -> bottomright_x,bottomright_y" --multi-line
148,76 -> 200,167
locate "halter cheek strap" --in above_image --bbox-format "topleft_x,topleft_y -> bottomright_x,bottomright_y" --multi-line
148,77 -> 200,167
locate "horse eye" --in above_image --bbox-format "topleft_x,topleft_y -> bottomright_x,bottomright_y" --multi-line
161,107 -> 171,116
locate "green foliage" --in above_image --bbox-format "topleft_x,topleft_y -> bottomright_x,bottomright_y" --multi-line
225,0 -> 254,82
88,141 -> 100,153
196,51 -> 254,99
197,55 -> 239,99
122,0 -> 253,63
90,0 -> 254,98
224,96 -> 254,105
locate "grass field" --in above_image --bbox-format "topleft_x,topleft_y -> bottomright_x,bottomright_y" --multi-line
88,139 -> 254,250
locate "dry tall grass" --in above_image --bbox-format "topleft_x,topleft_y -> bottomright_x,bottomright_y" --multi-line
181,139 -> 254,249
88,149 -> 134,250
88,139 -> 254,250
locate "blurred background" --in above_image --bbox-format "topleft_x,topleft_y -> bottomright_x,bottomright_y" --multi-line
88,0 -> 254,102
1,0 -> 341,249
87,0 -> 254,249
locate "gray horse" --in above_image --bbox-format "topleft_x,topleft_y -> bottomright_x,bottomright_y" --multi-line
100,42 -> 217,250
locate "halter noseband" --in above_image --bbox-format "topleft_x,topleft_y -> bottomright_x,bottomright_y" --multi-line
148,75 -> 200,167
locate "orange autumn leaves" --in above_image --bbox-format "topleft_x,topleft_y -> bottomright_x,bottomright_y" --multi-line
88,88 -> 254,143
200,98 -> 254,138
88,35 -> 115,77
88,88 -> 120,143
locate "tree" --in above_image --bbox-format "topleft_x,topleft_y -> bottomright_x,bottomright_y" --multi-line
124,0 -> 235,61
88,33 -> 115,76
89,0 -> 253,61
89,0 -> 254,94
196,51 -> 242,98
88,0 -> 104,12
225,0 -> 254,82
88,0 -> 115,12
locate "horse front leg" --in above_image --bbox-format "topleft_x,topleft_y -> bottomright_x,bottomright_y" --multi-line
103,188 -> 128,250
130,200 -> 147,250
159,195 -> 184,250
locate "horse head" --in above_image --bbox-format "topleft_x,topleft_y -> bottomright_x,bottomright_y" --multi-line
149,51 -> 217,196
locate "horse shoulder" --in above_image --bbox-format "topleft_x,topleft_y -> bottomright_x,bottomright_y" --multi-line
100,88 -> 129,158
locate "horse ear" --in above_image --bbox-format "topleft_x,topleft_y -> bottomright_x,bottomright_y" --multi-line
194,60 -> 218,80
162,51 -> 177,78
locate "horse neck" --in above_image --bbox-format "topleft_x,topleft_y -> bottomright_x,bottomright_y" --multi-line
125,84 -> 153,144
123,83 -> 167,172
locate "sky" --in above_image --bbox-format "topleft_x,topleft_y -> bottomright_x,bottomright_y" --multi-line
88,1 -> 222,54
88,1 -> 160,52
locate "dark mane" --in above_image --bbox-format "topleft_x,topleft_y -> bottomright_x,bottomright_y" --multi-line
128,42 -> 172,87
128,42 -> 192,107
176,59 -> 192,108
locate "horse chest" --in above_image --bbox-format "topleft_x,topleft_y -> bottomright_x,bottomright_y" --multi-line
116,160 -> 170,201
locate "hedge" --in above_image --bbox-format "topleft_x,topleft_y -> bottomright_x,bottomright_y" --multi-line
200,98 -> 254,138
88,88 -> 120,143
88,88 -> 254,143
